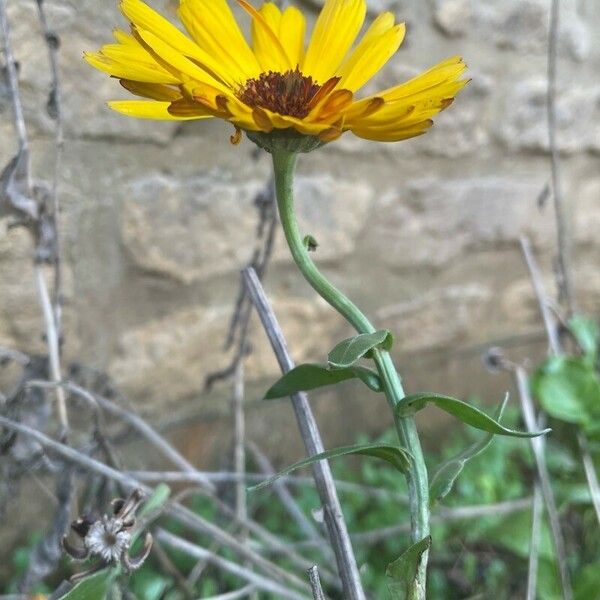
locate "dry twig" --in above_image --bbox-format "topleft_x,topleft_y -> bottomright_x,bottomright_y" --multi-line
243,267 -> 365,600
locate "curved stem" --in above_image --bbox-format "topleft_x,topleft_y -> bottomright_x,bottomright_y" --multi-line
272,149 -> 430,598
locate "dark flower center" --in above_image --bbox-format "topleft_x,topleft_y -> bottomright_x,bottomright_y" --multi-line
238,68 -> 321,119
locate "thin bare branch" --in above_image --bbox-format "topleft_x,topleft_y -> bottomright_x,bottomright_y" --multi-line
202,585 -> 257,600
547,0 -> 575,314
156,530 -> 310,600
577,431 -> 600,527
35,0 -> 64,328
263,498 -> 533,551
0,0 -> 28,153
520,236 -> 562,355
527,485 -> 543,600
514,366 -> 572,600
0,415 -> 312,595
243,267 -> 365,600
307,566 -> 326,600
35,266 -> 68,432
247,440 -> 326,546
233,360 -> 248,538
129,470 -> 409,503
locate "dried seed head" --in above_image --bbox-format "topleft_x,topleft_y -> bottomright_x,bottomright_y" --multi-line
85,517 -> 131,563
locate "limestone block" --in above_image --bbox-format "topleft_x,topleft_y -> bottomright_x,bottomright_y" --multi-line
376,284 -> 492,352
434,0 -> 590,61
108,296 -> 340,409
497,79 -> 600,154
370,177 -> 550,271
120,173 -> 374,285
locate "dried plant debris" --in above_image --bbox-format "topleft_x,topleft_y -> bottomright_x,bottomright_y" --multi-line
63,488 -> 153,581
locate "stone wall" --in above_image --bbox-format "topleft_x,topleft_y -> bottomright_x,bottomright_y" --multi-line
1,0 -> 600,443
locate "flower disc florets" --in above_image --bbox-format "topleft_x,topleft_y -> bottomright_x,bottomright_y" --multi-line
238,68 -> 320,119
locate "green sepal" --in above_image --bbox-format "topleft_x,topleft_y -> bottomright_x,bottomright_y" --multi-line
328,330 -> 393,369
248,443 -> 411,492
397,393 -> 550,438
386,536 -> 432,600
264,363 -> 382,399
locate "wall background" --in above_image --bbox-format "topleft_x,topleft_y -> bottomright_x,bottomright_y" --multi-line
1,0 -> 600,457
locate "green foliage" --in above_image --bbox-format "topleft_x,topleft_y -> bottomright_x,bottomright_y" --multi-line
264,362 -> 382,399
397,393 -> 549,437
328,330 -> 393,369
249,443 -> 411,492
429,397 -> 508,505
58,570 -> 116,600
386,537 -> 431,600
532,355 -> 600,437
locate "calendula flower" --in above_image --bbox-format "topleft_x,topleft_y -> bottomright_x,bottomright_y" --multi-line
86,0 -> 467,151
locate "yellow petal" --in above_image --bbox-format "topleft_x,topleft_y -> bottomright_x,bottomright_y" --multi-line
302,0 -> 366,83
120,0 -> 204,60
108,100 -> 211,120
84,50 -> 179,84
179,0 -> 261,82
345,56 -> 467,127
120,80 -> 182,101
351,120 -> 433,142
238,0 -> 292,73
337,22 -> 406,92
134,28 -> 230,90
280,6 -> 306,67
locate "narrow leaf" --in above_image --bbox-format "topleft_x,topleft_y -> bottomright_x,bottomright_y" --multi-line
387,536 -> 431,600
264,363 -> 382,399
249,443 -> 411,492
58,569 -> 116,600
397,393 -> 550,438
429,396 -> 508,505
139,483 -> 171,518
328,330 -> 393,369
568,315 -> 599,358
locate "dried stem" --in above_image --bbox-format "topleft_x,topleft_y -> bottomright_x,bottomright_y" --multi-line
35,266 -> 68,432
156,530 -> 310,600
0,415 -> 312,595
247,440 -> 326,547
520,236 -> 562,354
307,566 -> 326,600
514,366 -> 572,600
243,266 -> 365,600
232,360 -> 248,540
577,431 -> 600,527
526,485 -> 543,600
35,0 -> 64,326
0,0 -> 28,154
547,0 -> 575,314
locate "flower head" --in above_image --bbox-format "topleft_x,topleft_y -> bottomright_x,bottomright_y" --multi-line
86,0 -> 468,150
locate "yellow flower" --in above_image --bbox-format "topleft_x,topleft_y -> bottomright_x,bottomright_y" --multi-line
85,0 -> 468,147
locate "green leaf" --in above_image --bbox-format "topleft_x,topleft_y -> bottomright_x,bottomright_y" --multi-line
249,443 -> 411,492
397,393 -> 550,438
328,330 -> 393,369
568,314 -> 599,358
139,483 -> 171,519
58,569 -> 116,600
429,396 -> 508,505
574,562 -> 600,600
264,363 -> 382,399
386,536 -> 431,600
531,356 -> 600,429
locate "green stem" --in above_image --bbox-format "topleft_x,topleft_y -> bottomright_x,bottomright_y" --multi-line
272,149 -> 430,598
